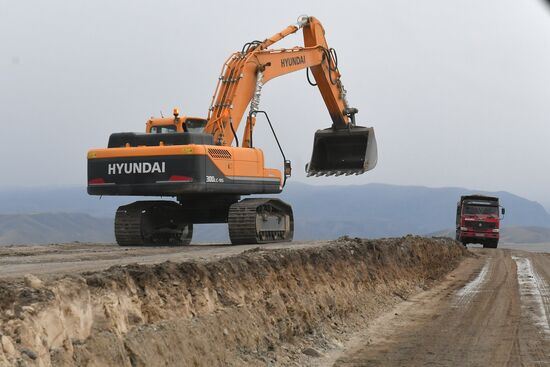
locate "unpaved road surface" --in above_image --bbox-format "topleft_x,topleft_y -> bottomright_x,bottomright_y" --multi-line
0,241 -> 328,279
329,248 -> 550,367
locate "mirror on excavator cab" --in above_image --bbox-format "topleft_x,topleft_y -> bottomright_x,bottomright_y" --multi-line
306,125 -> 377,176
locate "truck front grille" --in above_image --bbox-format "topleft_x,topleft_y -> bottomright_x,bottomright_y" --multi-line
469,221 -> 496,230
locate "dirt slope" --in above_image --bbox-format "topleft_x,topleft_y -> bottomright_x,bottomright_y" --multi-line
0,236 -> 465,367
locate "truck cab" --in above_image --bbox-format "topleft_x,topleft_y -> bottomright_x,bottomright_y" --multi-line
455,195 -> 505,248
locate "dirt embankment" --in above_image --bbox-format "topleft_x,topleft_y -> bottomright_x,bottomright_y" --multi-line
0,236 -> 467,367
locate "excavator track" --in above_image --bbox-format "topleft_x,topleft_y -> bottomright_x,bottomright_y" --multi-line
228,198 -> 293,245
114,203 -> 147,246
115,201 -> 193,246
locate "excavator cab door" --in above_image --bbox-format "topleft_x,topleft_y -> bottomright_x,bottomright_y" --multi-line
306,125 -> 377,177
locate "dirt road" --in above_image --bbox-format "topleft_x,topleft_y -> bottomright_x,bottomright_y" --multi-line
0,241 -> 328,279
328,248 -> 550,367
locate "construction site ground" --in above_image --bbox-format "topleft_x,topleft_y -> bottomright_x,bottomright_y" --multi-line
0,238 -> 549,366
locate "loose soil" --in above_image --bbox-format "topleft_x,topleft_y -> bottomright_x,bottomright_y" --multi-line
0,236 -> 466,366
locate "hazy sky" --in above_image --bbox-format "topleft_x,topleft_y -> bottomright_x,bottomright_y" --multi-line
1,1 -> 549,206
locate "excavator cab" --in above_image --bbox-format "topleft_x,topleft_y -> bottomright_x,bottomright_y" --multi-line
306,108 -> 377,176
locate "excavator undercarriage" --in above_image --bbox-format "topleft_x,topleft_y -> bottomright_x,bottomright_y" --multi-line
114,197 -> 293,246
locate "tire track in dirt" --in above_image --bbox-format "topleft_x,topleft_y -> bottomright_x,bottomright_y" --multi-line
453,257 -> 492,307
512,256 -> 550,336
331,249 -> 550,367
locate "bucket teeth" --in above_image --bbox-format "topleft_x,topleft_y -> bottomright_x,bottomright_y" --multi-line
307,169 -> 365,177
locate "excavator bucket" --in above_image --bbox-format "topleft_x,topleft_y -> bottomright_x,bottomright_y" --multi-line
306,126 -> 377,177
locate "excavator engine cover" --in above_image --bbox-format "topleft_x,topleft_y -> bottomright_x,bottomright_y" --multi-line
306,126 -> 377,176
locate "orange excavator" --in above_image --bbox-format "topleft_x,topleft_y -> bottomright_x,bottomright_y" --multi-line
87,15 -> 377,246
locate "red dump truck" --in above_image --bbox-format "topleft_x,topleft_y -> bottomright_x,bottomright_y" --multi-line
455,195 -> 505,248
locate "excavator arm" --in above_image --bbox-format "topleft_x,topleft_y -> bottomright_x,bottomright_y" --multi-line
205,15 -> 377,176
207,16 -> 350,144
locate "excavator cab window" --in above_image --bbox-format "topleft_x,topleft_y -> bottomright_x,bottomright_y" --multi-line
186,119 -> 208,133
150,125 -> 177,134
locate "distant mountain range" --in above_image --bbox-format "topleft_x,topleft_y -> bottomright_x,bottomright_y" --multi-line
0,183 -> 549,245
500,226 -> 550,243
0,213 -> 113,244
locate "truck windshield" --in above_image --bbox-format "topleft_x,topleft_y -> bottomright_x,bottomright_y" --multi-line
463,205 -> 498,215
150,125 -> 177,134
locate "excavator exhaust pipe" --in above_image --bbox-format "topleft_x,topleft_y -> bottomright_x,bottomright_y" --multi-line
306,126 -> 377,177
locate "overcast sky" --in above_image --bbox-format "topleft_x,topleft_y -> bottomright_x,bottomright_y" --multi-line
1,0 -> 549,207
